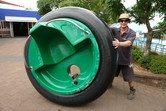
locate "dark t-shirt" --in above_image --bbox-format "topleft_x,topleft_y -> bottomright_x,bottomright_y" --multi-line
110,27 -> 136,65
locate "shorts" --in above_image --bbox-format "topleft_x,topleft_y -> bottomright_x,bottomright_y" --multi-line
115,64 -> 134,82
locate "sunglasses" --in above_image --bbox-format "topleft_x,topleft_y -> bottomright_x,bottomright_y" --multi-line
119,19 -> 130,23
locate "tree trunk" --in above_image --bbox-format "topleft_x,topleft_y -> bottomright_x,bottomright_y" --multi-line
144,32 -> 153,56
143,1 -> 153,56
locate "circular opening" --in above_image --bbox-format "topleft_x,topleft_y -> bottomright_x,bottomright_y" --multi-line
68,65 -> 80,80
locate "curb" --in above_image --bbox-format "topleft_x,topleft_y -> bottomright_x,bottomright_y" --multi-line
134,71 -> 166,89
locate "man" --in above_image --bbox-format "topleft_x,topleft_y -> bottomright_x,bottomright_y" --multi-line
110,13 -> 136,100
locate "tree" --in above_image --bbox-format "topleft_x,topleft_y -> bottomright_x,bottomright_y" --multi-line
59,0 -> 123,24
37,0 -> 64,15
153,21 -> 166,40
101,0 -> 124,24
37,0 -> 123,24
153,21 -> 166,35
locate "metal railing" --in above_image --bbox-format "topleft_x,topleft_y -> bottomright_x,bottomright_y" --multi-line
133,37 -> 166,55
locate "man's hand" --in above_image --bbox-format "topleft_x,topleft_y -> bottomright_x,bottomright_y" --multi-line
112,38 -> 120,49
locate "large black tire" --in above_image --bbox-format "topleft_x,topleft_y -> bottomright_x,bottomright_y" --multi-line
24,7 -> 117,106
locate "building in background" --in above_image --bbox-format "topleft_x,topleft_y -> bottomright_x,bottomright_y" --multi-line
0,0 -> 42,37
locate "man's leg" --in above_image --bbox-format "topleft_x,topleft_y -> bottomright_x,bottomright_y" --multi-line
128,81 -> 134,87
128,81 -> 136,100
121,65 -> 136,100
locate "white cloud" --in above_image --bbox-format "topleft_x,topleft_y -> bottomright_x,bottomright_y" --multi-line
2,0 -> 38,10
128,23 -> 147,33
122,0 -> 136,8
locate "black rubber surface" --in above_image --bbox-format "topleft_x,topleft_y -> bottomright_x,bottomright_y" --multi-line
24,7 -> 117,106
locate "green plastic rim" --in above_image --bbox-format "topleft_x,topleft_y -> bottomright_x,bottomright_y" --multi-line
27,18 -> 100,95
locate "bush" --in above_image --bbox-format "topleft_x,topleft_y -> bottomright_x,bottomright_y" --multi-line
149,51 -> 158,55
132,46 -> 143,62
137,52 -> 157,69
138,55 -> 154,69
132,46 -> 166,74
149,55 -> 166,74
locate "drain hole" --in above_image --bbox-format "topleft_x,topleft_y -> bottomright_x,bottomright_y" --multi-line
68,65 -> 80,80
74,81 -> 78,85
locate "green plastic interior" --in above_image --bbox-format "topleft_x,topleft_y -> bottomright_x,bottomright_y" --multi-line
28,18 -> 100,95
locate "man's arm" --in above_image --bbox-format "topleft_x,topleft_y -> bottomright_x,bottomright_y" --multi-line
112,38 -> 132,49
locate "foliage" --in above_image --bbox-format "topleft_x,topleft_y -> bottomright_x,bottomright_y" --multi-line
153,21 -> 166,35
101,0 -> 124,23
136,51 -> 158,69
149,51 -> 158,55
133,47 -> 158,69
138,55 -> 166,74
132,47 -> 166,74
59,0 -> 120,24
153,32 -> 161,39
138,55 -> 154,69
149,55 -> 166,74
59,0 -> 80,7
128,0 -> 166,25
37,0 -> 124,24
132,46 -> 143,62
37,0 -> 64,15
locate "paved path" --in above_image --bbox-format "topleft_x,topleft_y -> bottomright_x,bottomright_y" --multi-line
0,37 -> 166,111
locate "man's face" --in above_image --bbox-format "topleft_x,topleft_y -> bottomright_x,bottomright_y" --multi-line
119,19 -> 130,28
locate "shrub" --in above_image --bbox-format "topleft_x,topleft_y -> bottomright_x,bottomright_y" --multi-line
132,46 -> 166,74
132,46 -> 143,62
149,51 -> 158,55
138,55 -> 154,69
149,55 -> 166,74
